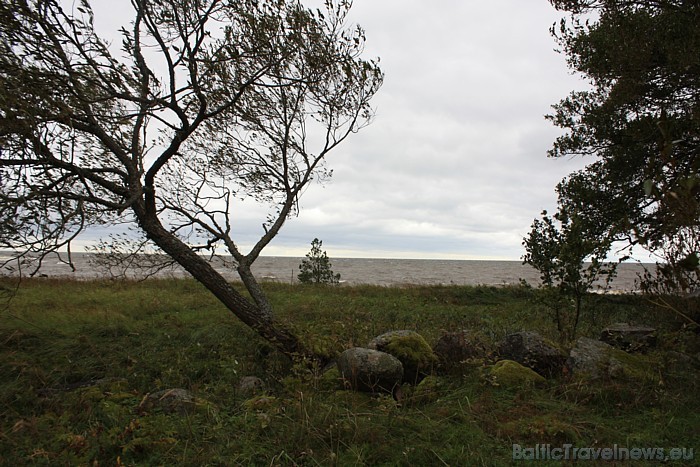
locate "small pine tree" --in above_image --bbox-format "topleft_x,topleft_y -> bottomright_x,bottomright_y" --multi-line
298,238 -> 341,284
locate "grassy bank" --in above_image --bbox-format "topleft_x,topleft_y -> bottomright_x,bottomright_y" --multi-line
0,278 -> 698,465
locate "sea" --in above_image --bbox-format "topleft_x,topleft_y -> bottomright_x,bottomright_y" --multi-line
0,251 -> 650,291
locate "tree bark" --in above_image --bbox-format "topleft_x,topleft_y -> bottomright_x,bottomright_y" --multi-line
134,206 -> 309,362
237,262 -> 274,317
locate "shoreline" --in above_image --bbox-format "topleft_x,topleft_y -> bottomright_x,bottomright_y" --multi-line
0,251 -> 651,291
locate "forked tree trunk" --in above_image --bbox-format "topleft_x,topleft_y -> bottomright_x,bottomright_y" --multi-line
237,262 -> 274,317
135,209 -> 310,362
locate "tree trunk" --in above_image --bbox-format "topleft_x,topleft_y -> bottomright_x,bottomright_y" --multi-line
572,293 -> 583,341
135,209 -> 310,362
237,263 -> 274,317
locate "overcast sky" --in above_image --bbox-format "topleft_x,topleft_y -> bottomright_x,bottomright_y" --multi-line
264,0 -> 591,260
86,1 -> 595,260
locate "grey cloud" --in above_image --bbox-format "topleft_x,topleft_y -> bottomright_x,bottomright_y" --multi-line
82,0 -> 586,260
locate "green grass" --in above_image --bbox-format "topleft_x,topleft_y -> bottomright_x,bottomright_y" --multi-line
0,278 -> 698,465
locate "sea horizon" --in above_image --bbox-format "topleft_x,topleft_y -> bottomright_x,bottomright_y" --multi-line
0,251 -> 651,291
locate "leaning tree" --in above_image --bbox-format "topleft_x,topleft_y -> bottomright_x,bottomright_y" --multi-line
0,0 -> 382,360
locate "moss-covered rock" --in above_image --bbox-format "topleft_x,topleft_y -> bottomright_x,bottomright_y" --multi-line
566,337 -> 660,382
368,330 -> 437,383
567,337 -> 620,379
490,360 -> 546,387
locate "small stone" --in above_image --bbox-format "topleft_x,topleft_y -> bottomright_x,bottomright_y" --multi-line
237,376 -> 266,397
242,395 -> 279,412
141,388 -> 196,414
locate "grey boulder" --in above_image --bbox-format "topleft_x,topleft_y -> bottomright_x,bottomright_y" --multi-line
497,331 -> 566,377
337,347 -> 403,394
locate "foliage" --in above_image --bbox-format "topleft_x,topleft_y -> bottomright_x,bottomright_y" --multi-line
0,0 -> 382,358
0,278 -> 697,465
546,0 -> 700,293
640,236 -> 700,298
297,238 -> 341,285
523,209 -> 617,341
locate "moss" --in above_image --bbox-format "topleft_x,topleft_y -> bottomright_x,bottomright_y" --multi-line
317,367 -> 343,391
490,360 -> 546,387
407,375 -> 443,405
385,334 -> 436,366
242,395 -> 280,412
304,334 -> 342,361
384,334 -> 438,383
608,348 -> 661,383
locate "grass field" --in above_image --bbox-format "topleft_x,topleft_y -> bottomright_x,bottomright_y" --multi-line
0,278 -> 698,465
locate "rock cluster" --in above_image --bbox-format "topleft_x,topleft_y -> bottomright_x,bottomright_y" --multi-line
337,330 -> 440,394
335,321 -> 673,395
367,330 -> 437,383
